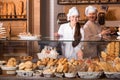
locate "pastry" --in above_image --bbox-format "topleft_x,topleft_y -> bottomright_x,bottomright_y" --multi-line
6,58 -> 17,67
20,56 -> 33,61
19,62 -> 26,70
24,61 -> 33,69
114,57 -> 120,64
56,63 -> 64,73
63,63 -> 68,73
115,63 -> 120,72
101,51 -> 107,61
18,61 -> 33,71
32,63 -> 37,70
70,58 -> 75,63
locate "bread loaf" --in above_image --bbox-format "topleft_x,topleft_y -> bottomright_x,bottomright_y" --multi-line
22,0 -> 27,18
0,1 -> 3,17
16,1 -> 24,18
7,2 -> 15,18
1,2 -> 7,18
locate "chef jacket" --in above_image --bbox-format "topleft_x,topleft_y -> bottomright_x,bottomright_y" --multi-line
58,22 -> 84,59
83,20 -> 102,58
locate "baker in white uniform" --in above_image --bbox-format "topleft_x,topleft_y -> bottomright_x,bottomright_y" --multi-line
55,7 -> 84,60
83,5 -> 110,58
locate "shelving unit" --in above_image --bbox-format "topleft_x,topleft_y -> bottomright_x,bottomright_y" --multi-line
0,0 -> 31,60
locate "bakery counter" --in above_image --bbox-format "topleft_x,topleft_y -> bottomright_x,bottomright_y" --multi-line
0,75 -> 117,80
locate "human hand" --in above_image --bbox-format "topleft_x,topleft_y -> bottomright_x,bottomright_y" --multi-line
54,32 -> 60,40
100,28 -> 111,36
102,35 -> 111,41
54,32 -> 59,37
77,50 -> 83,60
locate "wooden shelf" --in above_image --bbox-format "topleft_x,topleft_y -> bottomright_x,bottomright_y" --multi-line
0,18 -> 27,21
0,15 -> 27,21
57,20 -> 87,25
105,21 -> 120,27
58,0 -> 120,5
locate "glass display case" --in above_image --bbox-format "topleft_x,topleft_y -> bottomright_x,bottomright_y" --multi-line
0,35 -> 120,79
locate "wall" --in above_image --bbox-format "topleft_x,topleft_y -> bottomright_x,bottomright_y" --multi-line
53,0 -> 64,34
63,4 -> 120,21
32,0 -> 40,53
53,3 -> 120,33
40,0 -> 50,37
33,0 -> 40,35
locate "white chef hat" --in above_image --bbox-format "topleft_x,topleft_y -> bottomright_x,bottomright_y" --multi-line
85,5 -> 97,16
67,7 -> 80,21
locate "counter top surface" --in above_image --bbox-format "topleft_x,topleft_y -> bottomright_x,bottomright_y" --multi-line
0,75 -> 118,80
0,36 -> 120,42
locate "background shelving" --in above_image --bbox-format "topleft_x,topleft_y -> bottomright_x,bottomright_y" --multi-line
58,0 -> 120,5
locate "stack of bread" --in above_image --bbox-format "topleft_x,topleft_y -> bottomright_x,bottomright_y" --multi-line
37,46 -> 59,59
16,60 -> 37,77
93,56 -> 120,72
36,58 -> 79,77
36,57 -> 103,78
18,32 -> 39,40
1,58 -> 17,75
77,58 -> 104,79
0,1 -> 26,19
18,61 -> 33,71
100,42 -> 120,72
77,58 -> 103,72
100,42 -> 120,78
101,42 -> 120,62
6,58 -> 17,67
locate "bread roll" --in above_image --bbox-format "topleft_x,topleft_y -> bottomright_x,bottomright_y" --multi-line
7,58 -> 17,67
115,63 -> 120,72
19,63 -> 25,70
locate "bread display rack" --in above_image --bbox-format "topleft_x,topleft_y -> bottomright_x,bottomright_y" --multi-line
0,0 -> 27,21
0,0 -> 31,61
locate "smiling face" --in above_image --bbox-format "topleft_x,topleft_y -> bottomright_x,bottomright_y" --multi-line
69,15 -> 79,25
87,12 -> 97,22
